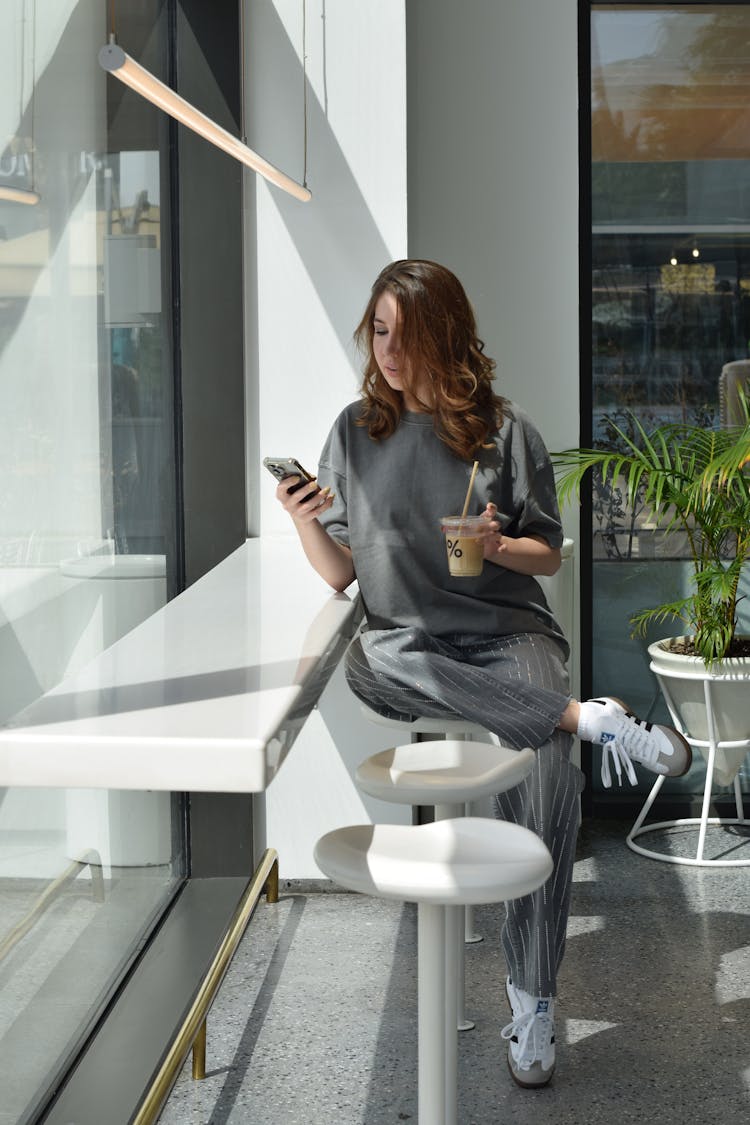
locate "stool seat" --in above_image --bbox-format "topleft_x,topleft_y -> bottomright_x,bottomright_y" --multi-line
314,817 -> 553,906
355,739 -> 535,805
358,703 -> 487,738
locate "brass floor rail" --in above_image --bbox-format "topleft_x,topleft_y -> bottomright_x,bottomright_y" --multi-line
133,847 -> 279,1125
0,850 -> 105,965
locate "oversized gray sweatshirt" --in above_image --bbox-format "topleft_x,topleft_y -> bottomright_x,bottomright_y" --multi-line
317,400 -> 567,651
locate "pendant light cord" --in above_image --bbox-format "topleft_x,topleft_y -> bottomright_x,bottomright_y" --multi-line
302,0 -> 308,188
240,0 -> 247,143
18,1 -> 25,131
30,0 -> 36,192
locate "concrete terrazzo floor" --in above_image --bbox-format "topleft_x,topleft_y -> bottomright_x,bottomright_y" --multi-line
159,820 -> 750,1125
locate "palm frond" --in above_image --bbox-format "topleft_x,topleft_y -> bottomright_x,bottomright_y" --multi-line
553,406 -> 750,663
629,597 -> 696,637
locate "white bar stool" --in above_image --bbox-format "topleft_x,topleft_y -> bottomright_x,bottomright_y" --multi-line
355,739 -> 535,1031
359,702 -> 488,742
314,817 -> 552,1125
359,703 -> 490,948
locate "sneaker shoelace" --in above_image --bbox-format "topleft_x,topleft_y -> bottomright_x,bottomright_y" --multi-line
599,714 -> 661,789
600,741 -> 638,789
501,1008 -> 554,1070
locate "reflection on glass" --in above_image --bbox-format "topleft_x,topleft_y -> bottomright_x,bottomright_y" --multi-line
0,3 -> 182,1120
590,4 -> 750,795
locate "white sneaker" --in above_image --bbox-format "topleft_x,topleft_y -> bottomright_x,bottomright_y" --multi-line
501,978 -> 555,1088
580,697 -> 692,788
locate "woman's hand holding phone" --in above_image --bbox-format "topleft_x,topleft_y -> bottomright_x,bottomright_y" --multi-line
264,456 -> 335,524
276,475 -> 335,524
266,458 -> 351,589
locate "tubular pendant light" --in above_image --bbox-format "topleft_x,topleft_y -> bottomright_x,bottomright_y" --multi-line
98,42 -> 311,202
0,184 -> 40,204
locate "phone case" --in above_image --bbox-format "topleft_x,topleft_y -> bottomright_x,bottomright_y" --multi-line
263,457 -> 319,495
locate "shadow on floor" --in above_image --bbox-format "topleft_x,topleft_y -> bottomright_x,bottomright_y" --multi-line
159,821 -> 750,1125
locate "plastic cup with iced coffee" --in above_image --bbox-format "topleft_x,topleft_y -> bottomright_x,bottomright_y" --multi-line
440,515 -> 486,577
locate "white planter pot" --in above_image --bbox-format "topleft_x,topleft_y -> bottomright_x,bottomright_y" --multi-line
648,637 -> 750,787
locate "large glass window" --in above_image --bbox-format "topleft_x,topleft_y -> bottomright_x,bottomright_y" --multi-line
590,3 -> 750,802
0,3 -> 184,1120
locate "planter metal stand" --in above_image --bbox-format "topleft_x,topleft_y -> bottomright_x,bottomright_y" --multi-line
626,663 -> 750,866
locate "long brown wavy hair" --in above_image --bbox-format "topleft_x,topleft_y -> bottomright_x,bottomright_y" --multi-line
354,260 -> 507,460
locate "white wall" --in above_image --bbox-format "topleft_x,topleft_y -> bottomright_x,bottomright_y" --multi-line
406,0 -> 580,466
245,0 -> 581,876
407,0 -> 582,721
245,0 -> 407,538
245,1 -> 410,877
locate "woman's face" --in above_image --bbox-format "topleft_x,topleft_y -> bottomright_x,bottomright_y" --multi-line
372,291 -> 431,411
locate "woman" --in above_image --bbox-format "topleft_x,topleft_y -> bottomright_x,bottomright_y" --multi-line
276,260 -> 690,1088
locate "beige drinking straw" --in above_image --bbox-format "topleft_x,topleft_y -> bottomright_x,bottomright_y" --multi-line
460,460 -> 480,519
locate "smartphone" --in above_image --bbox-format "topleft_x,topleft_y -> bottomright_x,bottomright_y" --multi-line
263,456 -> 320,496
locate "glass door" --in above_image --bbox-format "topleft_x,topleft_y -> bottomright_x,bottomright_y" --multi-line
589,2 -> 750,804
0,3 -> 184,1120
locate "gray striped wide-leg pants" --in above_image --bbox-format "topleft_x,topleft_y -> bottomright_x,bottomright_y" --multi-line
346,626 -> 584,998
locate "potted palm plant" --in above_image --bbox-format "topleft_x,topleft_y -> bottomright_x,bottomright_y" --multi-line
553,396 -> 750,786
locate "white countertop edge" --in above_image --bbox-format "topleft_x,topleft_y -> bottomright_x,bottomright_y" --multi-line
1,751 -> 268,794
0,539 -> 361,792
0,727 -> 285,792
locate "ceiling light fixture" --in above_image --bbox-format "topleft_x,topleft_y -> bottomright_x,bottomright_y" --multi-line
98,40 -> 311,203
0,184 -> 40,205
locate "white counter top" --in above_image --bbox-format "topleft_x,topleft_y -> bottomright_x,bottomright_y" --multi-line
0,539 -> 361,793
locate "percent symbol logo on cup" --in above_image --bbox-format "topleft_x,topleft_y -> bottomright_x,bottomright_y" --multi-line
447,538 -> 463,559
